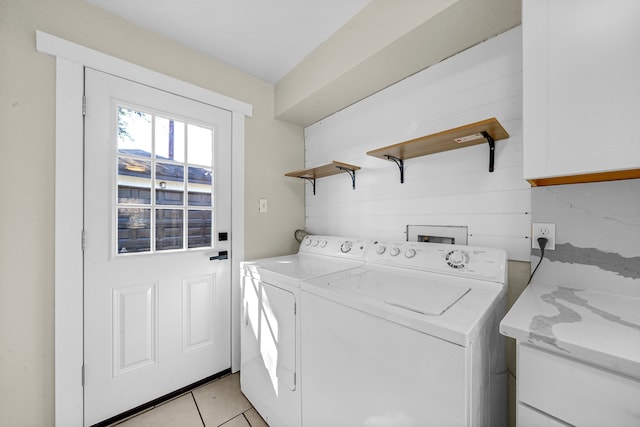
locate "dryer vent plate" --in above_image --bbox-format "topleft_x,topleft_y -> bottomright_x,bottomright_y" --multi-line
406,225 -> 468,245
295,229 -> 311,243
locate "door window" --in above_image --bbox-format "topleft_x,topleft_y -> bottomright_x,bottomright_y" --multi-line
116,106 -> 214,254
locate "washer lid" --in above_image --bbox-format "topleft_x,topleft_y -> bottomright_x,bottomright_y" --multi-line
329,269 -> 471,316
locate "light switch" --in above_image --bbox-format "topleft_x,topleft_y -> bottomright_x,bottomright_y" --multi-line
259,198 -> 268,213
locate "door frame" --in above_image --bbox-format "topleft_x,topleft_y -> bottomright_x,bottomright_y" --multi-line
36,31 -> 252,427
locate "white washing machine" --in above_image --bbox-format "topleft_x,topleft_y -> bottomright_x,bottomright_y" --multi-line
301,240 -> 507,427
240,235 -> 370,427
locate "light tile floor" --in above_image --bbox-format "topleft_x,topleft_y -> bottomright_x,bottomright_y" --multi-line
110,372 -> 269,427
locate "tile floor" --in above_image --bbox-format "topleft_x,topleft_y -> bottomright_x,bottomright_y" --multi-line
109,372 -> 268,427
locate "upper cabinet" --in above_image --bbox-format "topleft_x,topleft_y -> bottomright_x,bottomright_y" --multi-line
523,0 -> 640,186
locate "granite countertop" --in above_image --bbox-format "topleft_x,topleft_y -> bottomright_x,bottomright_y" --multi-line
500,282 -> 640,379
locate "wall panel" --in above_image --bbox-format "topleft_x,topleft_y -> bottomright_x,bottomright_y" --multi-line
303,27 -> 529,260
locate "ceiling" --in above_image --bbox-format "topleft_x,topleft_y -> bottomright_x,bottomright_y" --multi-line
84,0 -> 521,126
84,0 -> 371,84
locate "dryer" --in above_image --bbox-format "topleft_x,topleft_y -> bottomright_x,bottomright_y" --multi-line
300,240 -> 507,427
240,235 -> 370,427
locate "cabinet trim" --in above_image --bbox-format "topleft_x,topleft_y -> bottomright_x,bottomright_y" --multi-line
528,168 -> 640,187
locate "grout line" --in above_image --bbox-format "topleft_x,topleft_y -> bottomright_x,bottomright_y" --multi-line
242,411 -> 251,427
191,391 -> 207,427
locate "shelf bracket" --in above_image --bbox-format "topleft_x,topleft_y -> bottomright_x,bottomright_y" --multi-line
482,131 -> 495,172
384,155 -> 405,183
300,177 -> 316,195
336,166 -> 357,190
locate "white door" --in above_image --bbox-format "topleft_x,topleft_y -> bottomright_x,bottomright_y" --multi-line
83,68 -> 232,425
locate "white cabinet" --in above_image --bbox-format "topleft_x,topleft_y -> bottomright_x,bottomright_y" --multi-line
517,344 -> 640,426
523,0 -> 640,186
518,404 -> 568,427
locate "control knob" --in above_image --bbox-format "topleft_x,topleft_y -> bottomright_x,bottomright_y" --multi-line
320,240 -> 327,248
376,245 -> 386,255
389,247 -> 400,257
312,239 -> 319,247
340,241 -> 353,253
446,249 -> 467,269
404,248 -> 416,259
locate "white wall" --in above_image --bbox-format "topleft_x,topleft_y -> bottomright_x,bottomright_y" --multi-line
303,26 -> 529,261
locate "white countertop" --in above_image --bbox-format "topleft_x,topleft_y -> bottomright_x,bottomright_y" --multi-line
500,282 -> 640,379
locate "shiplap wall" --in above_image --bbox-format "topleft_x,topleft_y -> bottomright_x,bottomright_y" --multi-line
303,27 -> 530,261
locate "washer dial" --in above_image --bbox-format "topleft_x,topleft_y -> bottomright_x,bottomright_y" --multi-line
376,245 -> 386,255
389,247 -> 400,257
404,248 -> 416,259
340,241 -> 353,253
446,249 -> 468,269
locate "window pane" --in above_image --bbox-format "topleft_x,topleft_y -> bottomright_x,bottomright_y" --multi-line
118,186 -> 151,205
188,210 -> 212,248
155,117 -> 185,162
156,209 -> 184,251
188,166 -> 212,207
156,162 -> 184,183
156,188 -> 184,206
118,157 -> 151,204
156,163 -> 184,206
117,107 -> 152,156
188,191 -> 212,207
187,124 -> 213,166
118,208 -> 151,254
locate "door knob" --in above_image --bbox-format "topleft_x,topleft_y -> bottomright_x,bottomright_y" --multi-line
209,251 -> 228,261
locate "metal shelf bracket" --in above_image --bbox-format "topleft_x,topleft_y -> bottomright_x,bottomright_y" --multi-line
337,166 -> 357,190
482,131 -> 496,172
384,155 -> 405,183
300,177 -> 317,195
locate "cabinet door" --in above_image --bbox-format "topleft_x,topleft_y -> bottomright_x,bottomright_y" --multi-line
241,275 -> 299,427
518,403 -> 569,427
518,344 -> 640,426
523,0 -> 640,180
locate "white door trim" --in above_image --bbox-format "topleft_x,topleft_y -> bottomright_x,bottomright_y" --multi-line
36,31 -> 251,427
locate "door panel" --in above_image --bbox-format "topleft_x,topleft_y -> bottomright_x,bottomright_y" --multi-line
182,275 -> 215,353
112,282 -> 158,377
83,68 -> 232,425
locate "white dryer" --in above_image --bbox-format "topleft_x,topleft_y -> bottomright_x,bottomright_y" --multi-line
301,240 -> 507,427
240,235 -> 370,427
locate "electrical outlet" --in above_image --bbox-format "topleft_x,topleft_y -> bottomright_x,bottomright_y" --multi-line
532,223 -> 556,250
259,198 -> 268,213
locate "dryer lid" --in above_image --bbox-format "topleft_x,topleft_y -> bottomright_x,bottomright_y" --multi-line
328,269 -> 471,316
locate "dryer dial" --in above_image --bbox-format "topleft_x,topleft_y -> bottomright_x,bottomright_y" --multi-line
376,245 -> 386,254
389,247 -> 400,257
404,248 -> 416,259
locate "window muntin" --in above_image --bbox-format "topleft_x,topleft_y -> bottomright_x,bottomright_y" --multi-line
116,105 -> 214,255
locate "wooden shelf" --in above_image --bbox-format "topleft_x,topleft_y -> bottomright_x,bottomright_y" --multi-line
367,118 -> 509,182
285,161 -> 361,194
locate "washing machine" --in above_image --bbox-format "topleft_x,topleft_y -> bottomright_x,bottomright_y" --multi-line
240,235 -> 370,427
300,240 -> 507,427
